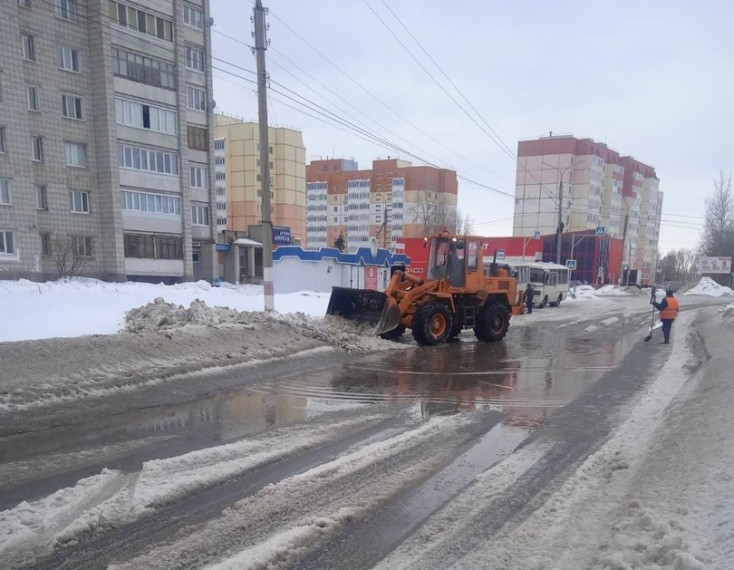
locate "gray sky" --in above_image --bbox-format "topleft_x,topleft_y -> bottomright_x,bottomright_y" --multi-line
210,0 -> 734,254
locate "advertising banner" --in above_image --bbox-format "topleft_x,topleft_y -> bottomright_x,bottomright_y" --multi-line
698,256 -> 732,274
365,266 -> 378,290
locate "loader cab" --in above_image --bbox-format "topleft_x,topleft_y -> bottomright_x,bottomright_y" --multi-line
427,236 -> 465,286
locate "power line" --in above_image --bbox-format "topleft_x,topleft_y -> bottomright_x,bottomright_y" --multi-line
372,0 -> 516,161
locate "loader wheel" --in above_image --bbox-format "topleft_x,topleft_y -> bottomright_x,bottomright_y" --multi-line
380,324 -> 406,341
474,304 -> 510,342
412,302 -> 452,346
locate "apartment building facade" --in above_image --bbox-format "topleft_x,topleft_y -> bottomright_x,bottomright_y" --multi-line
306,158 -> 458,252
0,0 -> 217,283
213,115 -> 306,244
513,136 -> 662,283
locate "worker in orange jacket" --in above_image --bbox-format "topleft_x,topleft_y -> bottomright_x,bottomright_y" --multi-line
652,288 -> 679,344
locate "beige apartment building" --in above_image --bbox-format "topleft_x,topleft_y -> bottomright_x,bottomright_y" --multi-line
213,115 -> 306,244
306,158 -> 458,252
514,135 -> 662,283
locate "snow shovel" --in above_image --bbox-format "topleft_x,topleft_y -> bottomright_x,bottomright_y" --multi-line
644,286 -> 657,342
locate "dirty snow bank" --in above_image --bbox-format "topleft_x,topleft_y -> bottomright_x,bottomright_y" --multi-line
684,276 -> 733,296
0,298 -> 400,411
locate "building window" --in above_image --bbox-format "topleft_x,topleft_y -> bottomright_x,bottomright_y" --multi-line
0,127 -> 5,154
216,217 -> 227,226
187,125 -> 208,150
0,179 -> 10,205
190,164 -> 207,188
109,1 -> 173,42
184,45 -> 205,72
118,144 -> 179,175
36,184 -> 47,209
214,139 -> 225,150
71,235 -> 93,257
121,190 -> 181,214
31,136 -> 43,162
69,189 -> 90,213
40,233 -> 52,255
65,142 -> 87,168
26,85 -> 40,111
61,94 -> 84,120
155,235 -> 183,259
124,233 -> 154,258
0,231 -> 15,255
57,0 -> 77,22
191,203 -> 209,226
215,172 -> 225,180
115,98 -> 177,135
59,46 -> 80,72
21,34 -> 34,60
183,4 -> 204,29
215,156 -> 225,165
186,85 -> 206,111
111,48 -> 175,89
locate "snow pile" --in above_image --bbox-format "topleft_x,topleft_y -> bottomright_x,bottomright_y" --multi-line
0,279 -> 331,342
684,276 -> 732,297
594,285 -> 632,296
568,285 -> 600,301
124,298 -> 400,353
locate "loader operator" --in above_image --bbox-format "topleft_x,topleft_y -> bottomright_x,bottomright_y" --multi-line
652,288 -> 679,344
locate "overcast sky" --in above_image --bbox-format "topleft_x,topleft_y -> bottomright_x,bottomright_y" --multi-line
210,0 -> 734,254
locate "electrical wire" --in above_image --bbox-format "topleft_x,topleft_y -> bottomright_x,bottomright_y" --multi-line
368,0 -> 516,161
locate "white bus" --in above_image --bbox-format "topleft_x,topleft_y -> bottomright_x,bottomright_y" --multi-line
511,261 -> 570,308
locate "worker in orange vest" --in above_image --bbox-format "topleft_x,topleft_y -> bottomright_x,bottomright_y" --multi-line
652,288 -> 679,344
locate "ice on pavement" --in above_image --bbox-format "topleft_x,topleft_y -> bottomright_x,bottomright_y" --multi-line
0,416 -> 387,567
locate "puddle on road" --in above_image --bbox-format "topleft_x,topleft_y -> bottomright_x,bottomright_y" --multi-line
2,325 -> 639,467
112,324 -> 641,444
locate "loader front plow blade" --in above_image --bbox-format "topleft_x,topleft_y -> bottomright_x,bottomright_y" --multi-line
326,287 -> 387,325
374,297 -> 402,336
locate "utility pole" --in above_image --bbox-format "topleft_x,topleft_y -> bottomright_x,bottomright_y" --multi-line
619,212 -> 628,286
556,178 -> 563,264
254,0 -> 274,312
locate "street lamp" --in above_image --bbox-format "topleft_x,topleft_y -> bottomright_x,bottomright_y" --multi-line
542,160 -> 575,264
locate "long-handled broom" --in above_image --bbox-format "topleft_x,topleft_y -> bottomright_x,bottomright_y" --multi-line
644,285 -> 657,342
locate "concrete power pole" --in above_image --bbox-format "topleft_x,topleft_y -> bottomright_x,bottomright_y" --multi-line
556,179 -> 564,264
254,0 -> 274,312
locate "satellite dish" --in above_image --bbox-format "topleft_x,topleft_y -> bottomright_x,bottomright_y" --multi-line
369,237 -> 378,257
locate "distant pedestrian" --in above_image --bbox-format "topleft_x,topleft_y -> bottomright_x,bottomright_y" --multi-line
524,283 -> 534,314
652,288 -> 679,344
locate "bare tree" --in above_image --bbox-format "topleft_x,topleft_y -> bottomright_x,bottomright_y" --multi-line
659,248 -> 698,283
52,236 -> 90,280
411,190 -> 473,235
700,171 -> 734,256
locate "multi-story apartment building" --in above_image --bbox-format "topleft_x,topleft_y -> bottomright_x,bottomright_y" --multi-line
0,0 -> 216,283
513,135 -> 662,283
213,114 -> 306,244
306,158 -> 457,252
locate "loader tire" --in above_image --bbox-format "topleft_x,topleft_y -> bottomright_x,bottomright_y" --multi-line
474,304 -> 510,342
412,302 -> 452,346
380,324 -> 406,340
